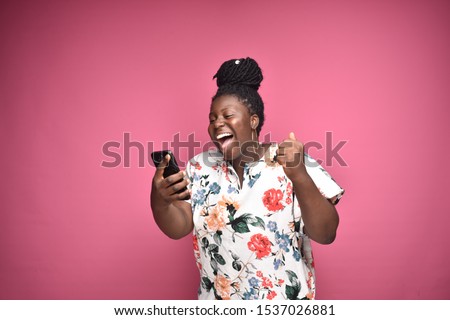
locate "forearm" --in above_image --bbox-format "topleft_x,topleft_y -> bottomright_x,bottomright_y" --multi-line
291,172 -> 339,244
151,196 -> 193,240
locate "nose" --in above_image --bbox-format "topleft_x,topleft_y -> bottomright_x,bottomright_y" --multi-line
213,117 -> 224,129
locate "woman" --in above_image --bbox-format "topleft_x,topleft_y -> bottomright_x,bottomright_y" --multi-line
151,57 -> 344,300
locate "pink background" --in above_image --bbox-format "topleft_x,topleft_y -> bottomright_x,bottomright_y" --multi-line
1,0 -> 449,299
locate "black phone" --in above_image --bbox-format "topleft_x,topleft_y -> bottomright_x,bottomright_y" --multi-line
150,150 -> 190,200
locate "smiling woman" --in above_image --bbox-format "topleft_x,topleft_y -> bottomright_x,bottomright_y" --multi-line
150,57 -> 345,300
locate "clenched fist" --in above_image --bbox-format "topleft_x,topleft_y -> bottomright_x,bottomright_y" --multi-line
276,132 -> 308,182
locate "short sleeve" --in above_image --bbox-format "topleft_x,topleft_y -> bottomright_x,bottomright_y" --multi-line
304,154 -> 345,204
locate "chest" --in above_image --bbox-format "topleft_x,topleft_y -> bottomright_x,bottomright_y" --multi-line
190,163 -> 296,224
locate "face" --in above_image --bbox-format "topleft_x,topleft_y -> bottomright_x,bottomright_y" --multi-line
208,95 -> 259,162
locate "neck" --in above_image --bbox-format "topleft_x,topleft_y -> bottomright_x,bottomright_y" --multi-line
232,141 -> 261,163
230,142 -> 268,179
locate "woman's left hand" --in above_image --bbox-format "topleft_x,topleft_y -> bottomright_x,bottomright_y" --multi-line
276,132 -> 308,182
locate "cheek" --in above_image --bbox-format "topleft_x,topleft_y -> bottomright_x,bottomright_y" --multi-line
207,124 -> 214,137
233,120 -> 250,136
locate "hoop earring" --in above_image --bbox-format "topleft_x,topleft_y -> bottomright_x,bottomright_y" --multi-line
252,128 -> 258,142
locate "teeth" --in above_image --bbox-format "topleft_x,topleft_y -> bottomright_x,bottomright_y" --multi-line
216,133 -> 233,140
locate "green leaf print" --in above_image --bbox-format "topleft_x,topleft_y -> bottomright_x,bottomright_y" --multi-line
214,253 -> 226,265
210,259 -> 218,272
208,244 -> 219,253
248,216 -> 265,229
213,232 -> 222,245
294,220 -> 301,233
230,251 -> 240,261
228,213 -> 265,234
201,277 -> 213,291
232,260 -> 242,271
202,237 -> 209,248
231,219 -> 251,233
226,203 -> 238,217
285,270 -> 301,300
286,270 -> 298,284
285,284 -> 300,300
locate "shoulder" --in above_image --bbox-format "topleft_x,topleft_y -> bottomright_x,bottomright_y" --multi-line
304,153 -> 333,178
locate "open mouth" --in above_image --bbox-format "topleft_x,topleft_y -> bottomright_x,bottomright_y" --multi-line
216,132 -> 234,150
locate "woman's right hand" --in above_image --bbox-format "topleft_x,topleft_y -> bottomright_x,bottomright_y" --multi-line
151,154 -> 190,207
150,154 -> 193,239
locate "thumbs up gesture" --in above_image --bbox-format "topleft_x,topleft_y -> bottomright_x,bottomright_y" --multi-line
276,132 -> 307,181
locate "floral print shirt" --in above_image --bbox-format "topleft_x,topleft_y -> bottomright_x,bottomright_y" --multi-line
185,147 -> 344,300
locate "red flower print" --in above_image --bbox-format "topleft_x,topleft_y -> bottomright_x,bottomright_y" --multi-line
278,279 -> 284,286
194,162 -> 202,170
256,271 -> 263,278
262,277 -> 273,288
267,290 -> 277,300
262,188 -> 285,211
220,163 -> 231,181
247,234 -> 272,259
193,235 -> 199,251
286,182 -> 293,197
307,271 -> 314,289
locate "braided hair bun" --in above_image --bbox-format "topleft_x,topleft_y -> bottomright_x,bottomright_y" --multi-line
213,57 -> 263,90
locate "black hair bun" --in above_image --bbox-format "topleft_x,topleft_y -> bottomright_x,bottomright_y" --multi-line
213,57 -> 263,90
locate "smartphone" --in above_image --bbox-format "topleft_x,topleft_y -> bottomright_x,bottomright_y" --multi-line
151,150 -> 190,200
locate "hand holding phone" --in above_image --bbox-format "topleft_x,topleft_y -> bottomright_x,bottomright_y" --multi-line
151,150 -> 190,200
